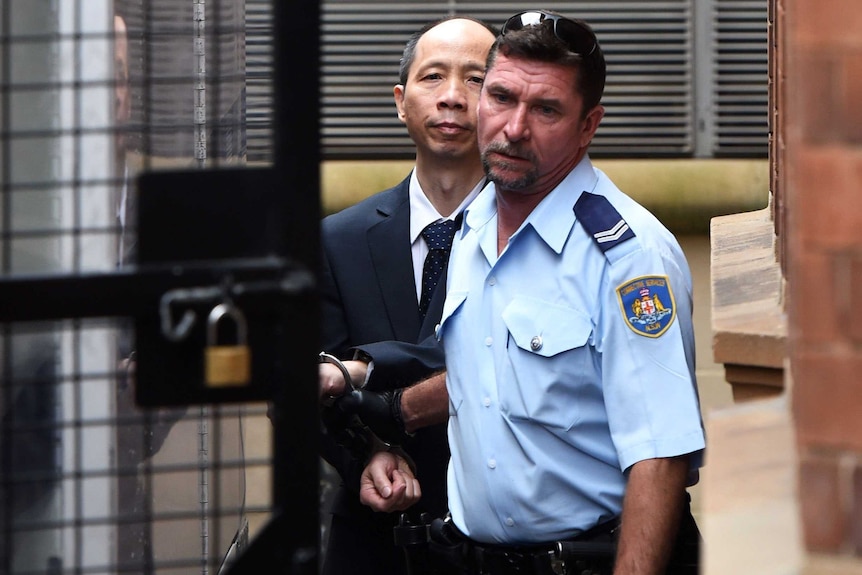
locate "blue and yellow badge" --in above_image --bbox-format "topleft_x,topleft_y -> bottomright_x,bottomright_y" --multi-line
616,275 -> 676,338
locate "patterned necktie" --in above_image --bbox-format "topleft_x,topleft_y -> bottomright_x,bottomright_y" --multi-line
419,219 -> 459,318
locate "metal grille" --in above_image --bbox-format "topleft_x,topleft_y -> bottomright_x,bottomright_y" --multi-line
0,1 -> 273,573
246,0 -> 767,163
125,0 -> 247,163
714,0 -> 769,156
245,1 -> 273,167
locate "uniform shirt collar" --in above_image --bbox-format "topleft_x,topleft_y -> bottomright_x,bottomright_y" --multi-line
463,155 -> 598,254
408,169 -> 485,243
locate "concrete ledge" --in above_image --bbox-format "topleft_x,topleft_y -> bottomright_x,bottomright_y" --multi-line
710,207 -> 787,400
321,159 -> 768,234
725,364 -> 784,402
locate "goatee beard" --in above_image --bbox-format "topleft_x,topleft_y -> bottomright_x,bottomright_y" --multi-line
481,141 -> 538,190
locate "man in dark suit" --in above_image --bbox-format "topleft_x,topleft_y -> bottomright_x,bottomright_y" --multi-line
317,15 -> 497,575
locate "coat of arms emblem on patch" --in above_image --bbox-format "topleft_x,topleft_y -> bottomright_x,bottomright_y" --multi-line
616,275 -> 676,337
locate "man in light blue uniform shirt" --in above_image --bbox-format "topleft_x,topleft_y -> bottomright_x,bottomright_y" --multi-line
360,10 -> 705,574
441,156 -> 704,546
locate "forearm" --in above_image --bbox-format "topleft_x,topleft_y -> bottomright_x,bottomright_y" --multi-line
613,456 -> 689,575
355,335 -> 445,391
399,371 -> 449,433
318,359 -> 369,400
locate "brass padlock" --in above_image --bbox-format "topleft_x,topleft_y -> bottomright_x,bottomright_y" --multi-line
205,302 -> 251,387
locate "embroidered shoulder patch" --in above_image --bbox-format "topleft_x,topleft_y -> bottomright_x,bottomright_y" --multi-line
616,275 -> 676,338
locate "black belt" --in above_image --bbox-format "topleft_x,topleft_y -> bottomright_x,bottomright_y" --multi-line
471,542 -> 615,575
449,519 -> 618,575
469,543 -> 559,575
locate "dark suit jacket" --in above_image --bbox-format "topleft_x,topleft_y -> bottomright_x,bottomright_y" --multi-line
319,175 -> 449,574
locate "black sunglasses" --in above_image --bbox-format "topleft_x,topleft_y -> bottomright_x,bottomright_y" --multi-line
501,11 -> 598,59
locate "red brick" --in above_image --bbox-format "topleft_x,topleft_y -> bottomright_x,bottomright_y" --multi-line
795,51 -> 862,145
788,148 -> 862,250
850,257 -> 862,343
799,453 -> 847,552
793,351 -> 862,451
793,0 -> 862,49
788,251 -> 841,345
841,52 -> 862,144
853,464 -> 862,554
797,55 -> 841,144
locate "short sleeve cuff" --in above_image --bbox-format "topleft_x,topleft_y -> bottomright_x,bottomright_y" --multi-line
617,431 -> 705,475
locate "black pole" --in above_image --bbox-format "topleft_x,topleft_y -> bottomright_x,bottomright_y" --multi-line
217,0 -> 321,569
271,0 -> 320,573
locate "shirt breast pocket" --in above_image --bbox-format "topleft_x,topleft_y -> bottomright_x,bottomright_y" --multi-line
500,296 -> 594,431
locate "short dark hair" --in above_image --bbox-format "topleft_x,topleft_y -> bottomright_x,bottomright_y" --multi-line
398,16 -> 499,86
488,12 -> 606,115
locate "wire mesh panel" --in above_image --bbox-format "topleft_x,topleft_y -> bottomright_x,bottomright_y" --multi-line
0,1 -> 275,573
2,1 -> 116,570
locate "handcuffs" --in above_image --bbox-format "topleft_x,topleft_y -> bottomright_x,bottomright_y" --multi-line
319,351 -> 355,406
318,351 -> 416,473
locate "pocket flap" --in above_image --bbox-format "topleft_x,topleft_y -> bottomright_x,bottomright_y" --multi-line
436,290 -> 468,340
502,296 -> 592,357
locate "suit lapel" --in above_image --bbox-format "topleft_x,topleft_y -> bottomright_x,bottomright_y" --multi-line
367,179 -> 422,341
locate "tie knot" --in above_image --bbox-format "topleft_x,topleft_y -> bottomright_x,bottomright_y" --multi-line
421,219 -> 458,251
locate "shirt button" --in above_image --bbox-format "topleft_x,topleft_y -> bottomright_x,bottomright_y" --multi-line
505,517 -> 515,527
484,337 -> 493,346
488,276 -> 497,286
483,397 -> 491,407
487,459 -> 496,469
530,335 -> 543,351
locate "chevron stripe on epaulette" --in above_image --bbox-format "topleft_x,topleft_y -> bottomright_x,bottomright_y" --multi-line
573,191 -> 636,253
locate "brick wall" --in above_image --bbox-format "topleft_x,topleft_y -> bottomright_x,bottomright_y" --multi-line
784,0 -> 862,557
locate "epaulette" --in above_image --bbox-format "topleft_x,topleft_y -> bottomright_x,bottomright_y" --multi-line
573,191 -> 636,253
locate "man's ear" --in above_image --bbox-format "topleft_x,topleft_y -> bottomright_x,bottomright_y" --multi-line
393,84 -> 407,124
580,104 -> 605,148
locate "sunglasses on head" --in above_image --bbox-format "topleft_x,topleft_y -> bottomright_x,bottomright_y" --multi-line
501,11 -> 598,59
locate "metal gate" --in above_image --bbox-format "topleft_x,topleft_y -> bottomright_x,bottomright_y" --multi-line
0,1 -> 319,573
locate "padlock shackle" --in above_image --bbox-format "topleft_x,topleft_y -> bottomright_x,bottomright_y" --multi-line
207,302 -> 248,344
